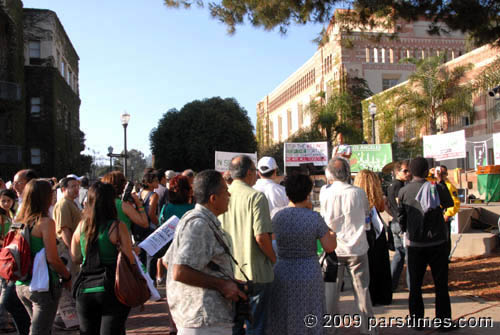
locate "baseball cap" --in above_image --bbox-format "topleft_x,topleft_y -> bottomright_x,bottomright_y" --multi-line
257,157 -> 278,174
66,174 -> 82,181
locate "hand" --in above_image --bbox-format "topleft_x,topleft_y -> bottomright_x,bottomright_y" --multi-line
131,193 -> 142,206
444,215 -> 450,222
219,279 -> 247,302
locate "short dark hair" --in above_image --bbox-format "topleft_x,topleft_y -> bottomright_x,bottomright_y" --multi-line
0,189 -> 17,214
80,176 -> 90,188
229,155 -> 254,179
193,170 -> 223,204
393,160 -> 409,173
259,169 -> 275,179
168,175 -> 192,204
410,157 -> 429,178
440,165 -> 448,172
142,171 -> 158,188
60,177 -> 77,189
155,169 -> 166,181
285,174 -> 313,204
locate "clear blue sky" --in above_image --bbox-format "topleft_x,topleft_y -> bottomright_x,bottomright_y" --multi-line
24,0 -> 324,164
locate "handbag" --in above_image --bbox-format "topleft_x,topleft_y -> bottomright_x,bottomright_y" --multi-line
111,222 -> 150,307
319,251 -> 338,282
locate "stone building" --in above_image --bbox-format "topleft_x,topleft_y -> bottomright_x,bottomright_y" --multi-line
256,9 -> 465,148
0,0 -> 83,179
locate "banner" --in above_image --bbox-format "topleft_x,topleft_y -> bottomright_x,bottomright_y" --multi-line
215,151 -> 257,172
423,130 -> 466,161
284,142 -> 328,167
474,142 -> 487,168
139,216 -> 179,257
349,144 -> 393,172
493,133 -> 500,165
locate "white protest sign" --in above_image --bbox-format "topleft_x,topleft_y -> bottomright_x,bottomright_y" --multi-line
284,142 -> 328,167
423,130 -> 466,161
493,133 -> 500,165
139,216 -> 179,257
215,151 -> 258,172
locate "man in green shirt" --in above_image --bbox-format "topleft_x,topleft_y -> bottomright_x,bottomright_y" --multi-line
220,155 -> 276,335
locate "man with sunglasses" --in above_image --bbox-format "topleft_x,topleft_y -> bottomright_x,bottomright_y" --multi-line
387,161 -> 411,291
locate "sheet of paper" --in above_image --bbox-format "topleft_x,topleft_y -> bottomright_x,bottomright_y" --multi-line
371,207 -> 384,239
139,216 -> 179,256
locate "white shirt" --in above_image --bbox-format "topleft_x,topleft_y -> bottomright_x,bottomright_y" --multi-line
322,180 -> 370,257
154,184 -> 167,201
253,178 -> 289,215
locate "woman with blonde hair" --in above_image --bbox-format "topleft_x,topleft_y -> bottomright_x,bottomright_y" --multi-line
354,169 -> 392,305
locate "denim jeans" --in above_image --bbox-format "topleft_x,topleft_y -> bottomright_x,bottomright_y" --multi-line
390,223 -> 409,291
232,282 -> 271,335
0,279 -> 31,335
76,290 -> 130,335
16,284 -> 62,335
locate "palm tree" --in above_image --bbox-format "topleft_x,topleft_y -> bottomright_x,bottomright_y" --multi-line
395,54 -> 473,135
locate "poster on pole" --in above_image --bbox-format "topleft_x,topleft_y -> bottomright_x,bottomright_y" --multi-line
474,142 -> 488,168
423,130 -> 466,161
493,133 -> 500,165
215,151 -> 257,172
349,144 -> 393,172
139,216 -> 179,257
284,142 -> 328,167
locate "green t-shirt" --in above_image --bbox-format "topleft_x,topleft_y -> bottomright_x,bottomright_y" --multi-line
80,220 -> 118,293
115,199 -> 132,232
219,180 -> 274,283
159,203 -> 194,225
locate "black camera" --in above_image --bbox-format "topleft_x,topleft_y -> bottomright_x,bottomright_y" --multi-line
234,281 -> 253,324
122,181 -> 134,203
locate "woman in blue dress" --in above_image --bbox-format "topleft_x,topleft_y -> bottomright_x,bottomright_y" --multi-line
266,174 -> 336,335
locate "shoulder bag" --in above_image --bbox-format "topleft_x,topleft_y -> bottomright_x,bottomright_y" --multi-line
111,222 -> 150,307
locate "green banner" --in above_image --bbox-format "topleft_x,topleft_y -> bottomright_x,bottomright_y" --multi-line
349,144 -> 393,172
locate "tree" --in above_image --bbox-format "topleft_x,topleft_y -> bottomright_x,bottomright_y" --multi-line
394,55 -> 473,135
113,149 -> 148,182
150,97 -> 256,171
164,0 -> 500,46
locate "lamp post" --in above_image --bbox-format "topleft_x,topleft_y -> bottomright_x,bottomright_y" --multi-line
120,111 -> 130,178
107,146 -> 113,171
369,102 -> 377,144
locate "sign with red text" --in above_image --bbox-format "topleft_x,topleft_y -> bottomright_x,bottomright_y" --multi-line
423,130 -> 466,161
284,142 -> 328,167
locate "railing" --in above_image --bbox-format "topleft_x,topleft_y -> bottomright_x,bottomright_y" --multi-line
0,81 -> 21,100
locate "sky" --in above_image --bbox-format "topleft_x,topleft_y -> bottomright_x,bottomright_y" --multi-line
23,0 -> 325,164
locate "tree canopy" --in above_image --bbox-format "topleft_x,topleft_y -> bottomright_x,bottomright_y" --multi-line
164,0 -> 500,46
150,97 -> 256,171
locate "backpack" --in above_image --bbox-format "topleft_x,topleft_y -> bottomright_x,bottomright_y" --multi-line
0,222 -> 34,281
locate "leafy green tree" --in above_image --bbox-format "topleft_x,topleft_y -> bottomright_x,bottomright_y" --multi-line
394,55 -> 473,135
113,149 -> 148,181
164,0 -> 500,46
150,97 -> 256,171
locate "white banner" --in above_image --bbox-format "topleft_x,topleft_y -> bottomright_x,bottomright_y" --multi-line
423,130 -> 466,161
139,216 -> 179,257
493,133 -> 500,165
215,151 -> 258,172
284,142 -> 328,167
474,142 -> 488,168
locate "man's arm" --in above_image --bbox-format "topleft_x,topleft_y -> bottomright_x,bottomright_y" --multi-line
255,233 -> 276,264
60,227 -> 73,249
386,182 -> 400,219
173,264 -> 246,302
397,188 -> 407,232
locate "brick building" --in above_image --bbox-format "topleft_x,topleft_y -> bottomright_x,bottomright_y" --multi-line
0,0 -> 83,179
256,9 -> 465,148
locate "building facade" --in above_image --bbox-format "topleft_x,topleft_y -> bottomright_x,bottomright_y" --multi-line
0,1 -> 83,179
256,9 -> 465,148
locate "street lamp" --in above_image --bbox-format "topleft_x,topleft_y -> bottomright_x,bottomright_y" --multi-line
120,111 -> 130,178
107,146 -> 113,171
369,102 -> 377,144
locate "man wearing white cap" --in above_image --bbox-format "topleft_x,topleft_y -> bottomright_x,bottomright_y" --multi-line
253,157 -> 288,216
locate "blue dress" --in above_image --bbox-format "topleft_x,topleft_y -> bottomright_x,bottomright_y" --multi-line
266,207 -> 329,335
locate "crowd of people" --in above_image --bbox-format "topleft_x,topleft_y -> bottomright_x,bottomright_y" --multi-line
0,150 -> 462,334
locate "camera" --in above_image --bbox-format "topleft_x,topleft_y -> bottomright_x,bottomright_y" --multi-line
122,181 -> 134,203
234,281 -> 253,323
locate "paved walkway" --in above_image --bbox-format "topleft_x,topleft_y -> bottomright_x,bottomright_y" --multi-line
3,284 -> 500,334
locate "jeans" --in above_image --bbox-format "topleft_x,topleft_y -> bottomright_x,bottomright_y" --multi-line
76,290 -> 130,335
390,223 -> 409,291
233,282 -> 271,335
16,284 -> 62,335
0,279 -> 30,335
407,243 -> 451,323
325,254 -> 377,335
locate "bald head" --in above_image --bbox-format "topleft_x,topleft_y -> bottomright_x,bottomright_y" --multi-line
327,157 -> 351,183
229,155 -> 257,186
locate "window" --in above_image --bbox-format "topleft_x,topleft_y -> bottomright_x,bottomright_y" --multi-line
382,78 -> 399,90
298,103 -> 303,129
30,148 -> 41,165
278,116 -> 283,142
68,69 -> 72,85
365,48 -> 370,63
287,109 -> 292,135
381,48 -> 386,63
30,97 -> 41,117
373,48 -> 378,63
29,41 -> 41,64
61,61 -> 65,77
